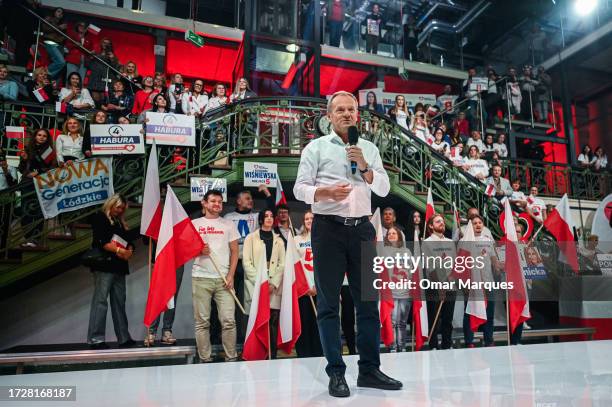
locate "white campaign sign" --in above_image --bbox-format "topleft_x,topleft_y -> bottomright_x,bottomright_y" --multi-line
90,124 -> 145,155
145,112 -> 196,147
34,157 -> 114,219
243,162 -> 278,187
190,177 -> 227,202
358,88 -> 437,113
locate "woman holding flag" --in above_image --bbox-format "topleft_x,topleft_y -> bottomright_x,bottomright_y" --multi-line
242,209 -> 285,359
18,129 -> 57,248
293,210 -> 323,358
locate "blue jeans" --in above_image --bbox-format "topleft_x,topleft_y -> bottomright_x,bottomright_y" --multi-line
43,43 -> 66,80
329,21 -> 343,47
87,271 -> 132,344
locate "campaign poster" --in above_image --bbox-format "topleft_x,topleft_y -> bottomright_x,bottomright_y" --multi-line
243,162 -> 278,187
145,112 -> 196,147
90,124 -> 145,155
190,177 -> 227,202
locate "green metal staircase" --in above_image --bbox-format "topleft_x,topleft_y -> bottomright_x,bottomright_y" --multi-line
0,97 -> 502,289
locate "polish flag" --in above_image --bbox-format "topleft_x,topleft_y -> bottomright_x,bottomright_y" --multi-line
111,234 -> 127,249
143,186 -> 204,326
140,141 -> 162,240
87,24 -> 101,35
55,102 -> 67,114
5,126 -> 24,139
41,146 -> 56,165
503,199 -> 530,333
277,233 -> 304,354
243,251 -> 271,360
461,221 -> 487,331
411,229 -> 428,351
452,220 -> 473,283
543,194 -> 579,273
33,87 -> 50,103
371,208 -> 394,347
275,178 -> 287,206
424,187 -> 435,225
485,183 -> 495,197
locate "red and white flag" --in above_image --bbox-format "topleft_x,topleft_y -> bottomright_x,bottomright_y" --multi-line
451,202 -> 461,242
543,194 -> 579,273
424,187 -> 435,225
485,183 -> 495,197
411,229 -> 428,351
111,234 -> 127,249
32,87 -> 50,103
5,126 -> 24,139
503,199 -> 530,333
55,102 -> 67,114
277,233 -> 305,354
143,186 -> 204,326
371,208 -> 394,347
275,178 -> 287,206
41,146 -> 56,165
452,220 -> 473,283
243,251 -> 271,360
140,141 -> 162,240
462,221 -> 487,331
87,24 -> 101,35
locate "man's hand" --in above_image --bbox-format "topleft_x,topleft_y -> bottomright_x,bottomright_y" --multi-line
308,286 -> 317,296
224,274 -> 234,290
258,184 -> 271,197
346,146 -> 368,171
201,243 -> 211,256
316,183 -> 352,202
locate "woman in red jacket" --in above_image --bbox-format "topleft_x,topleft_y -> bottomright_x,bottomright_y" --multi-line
132,76 -> 155,115
65,21 -> 93,83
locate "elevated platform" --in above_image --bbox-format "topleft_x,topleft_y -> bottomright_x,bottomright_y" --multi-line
1,341 -> 610,406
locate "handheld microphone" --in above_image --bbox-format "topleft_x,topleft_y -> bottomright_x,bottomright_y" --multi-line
348,126 -> 359,174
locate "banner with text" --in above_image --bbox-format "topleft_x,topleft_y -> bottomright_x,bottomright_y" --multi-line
190,177 -> 227,202
90,124 -> 145,155
145,112 -> 196,147
358,88 -> 437,113
243,162 -> 278,187
34,157 -> 114,219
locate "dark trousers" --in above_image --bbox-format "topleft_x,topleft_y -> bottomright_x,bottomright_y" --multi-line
20,183 -> 43,241
511,322 -> 524,345
234,261 -> 246,342
295,295 -> 323,357
269,309 -> 280,359
312,216 -> 379,376
149,265 -> 184,334
463,295 -> 496,346
340,285 -> 356,354
329,21 -> 343,47
403,36 -> 418,60
427,290 -> 456,349
87,271 -> 132,344
365,35 -> 379,54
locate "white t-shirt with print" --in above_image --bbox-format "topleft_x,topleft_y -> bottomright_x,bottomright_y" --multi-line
294,233 -> 315,288
191,216 -> 239,278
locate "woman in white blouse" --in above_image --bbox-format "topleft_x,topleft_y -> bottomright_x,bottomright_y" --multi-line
593,147 -> 608,171
430,127 -> 449,154
59,72 -> 95,111
463,145 -> 489,181
577,145 -> 594,168
205,83 -> 229,114
56,117 -> 90,165
493,133 -> 508,158
411,111 -> 431,142
181,79 -> 208,117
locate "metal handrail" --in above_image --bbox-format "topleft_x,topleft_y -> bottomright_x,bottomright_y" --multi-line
20,4 -> 143,92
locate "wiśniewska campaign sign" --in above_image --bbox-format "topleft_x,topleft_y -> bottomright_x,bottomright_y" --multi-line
34,157 -> 114,219
90,124 -> 144,155
145,112 -> 196,147
191,177 -> 227,202
243,162 -> 278,187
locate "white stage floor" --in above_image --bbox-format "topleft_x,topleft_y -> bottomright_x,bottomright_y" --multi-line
1,340 -> 611,406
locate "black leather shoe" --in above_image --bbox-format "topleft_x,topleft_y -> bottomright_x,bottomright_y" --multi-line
328,373 -> 350,398
118,339 -> 137,348
89,342 -> 109,350
357,369 -> 403,390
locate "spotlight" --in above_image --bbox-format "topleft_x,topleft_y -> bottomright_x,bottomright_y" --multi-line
574,0 -> 598,16
286,44 -> 299,53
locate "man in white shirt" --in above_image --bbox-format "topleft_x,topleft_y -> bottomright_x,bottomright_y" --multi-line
466,131 -> 486,154
423,213 -> 457,349
526,186 -> 547,223
294,91 -> 401,397
192,190 -> 239,362
459,207 -> 494,241
273,204 -> 297,247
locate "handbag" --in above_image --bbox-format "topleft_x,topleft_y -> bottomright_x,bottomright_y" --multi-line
81,247 -> 113,269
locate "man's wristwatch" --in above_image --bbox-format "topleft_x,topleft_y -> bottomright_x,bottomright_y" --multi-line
359,165 -> 370,174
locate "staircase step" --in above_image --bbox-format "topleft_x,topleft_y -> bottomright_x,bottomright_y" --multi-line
399,180 -> 417,186
47,233 -> 77,241
73,223 -> 92,229
383,165 -> 400,173
16,246 -> 50,253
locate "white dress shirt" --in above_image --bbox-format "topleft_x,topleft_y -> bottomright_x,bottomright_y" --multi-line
293,130 -> 390,217
59,87 -> 95,108
55,134 -> 84,162
181,92 -> 209,116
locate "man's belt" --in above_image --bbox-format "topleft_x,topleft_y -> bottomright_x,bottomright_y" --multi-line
317,214 -> 370,227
